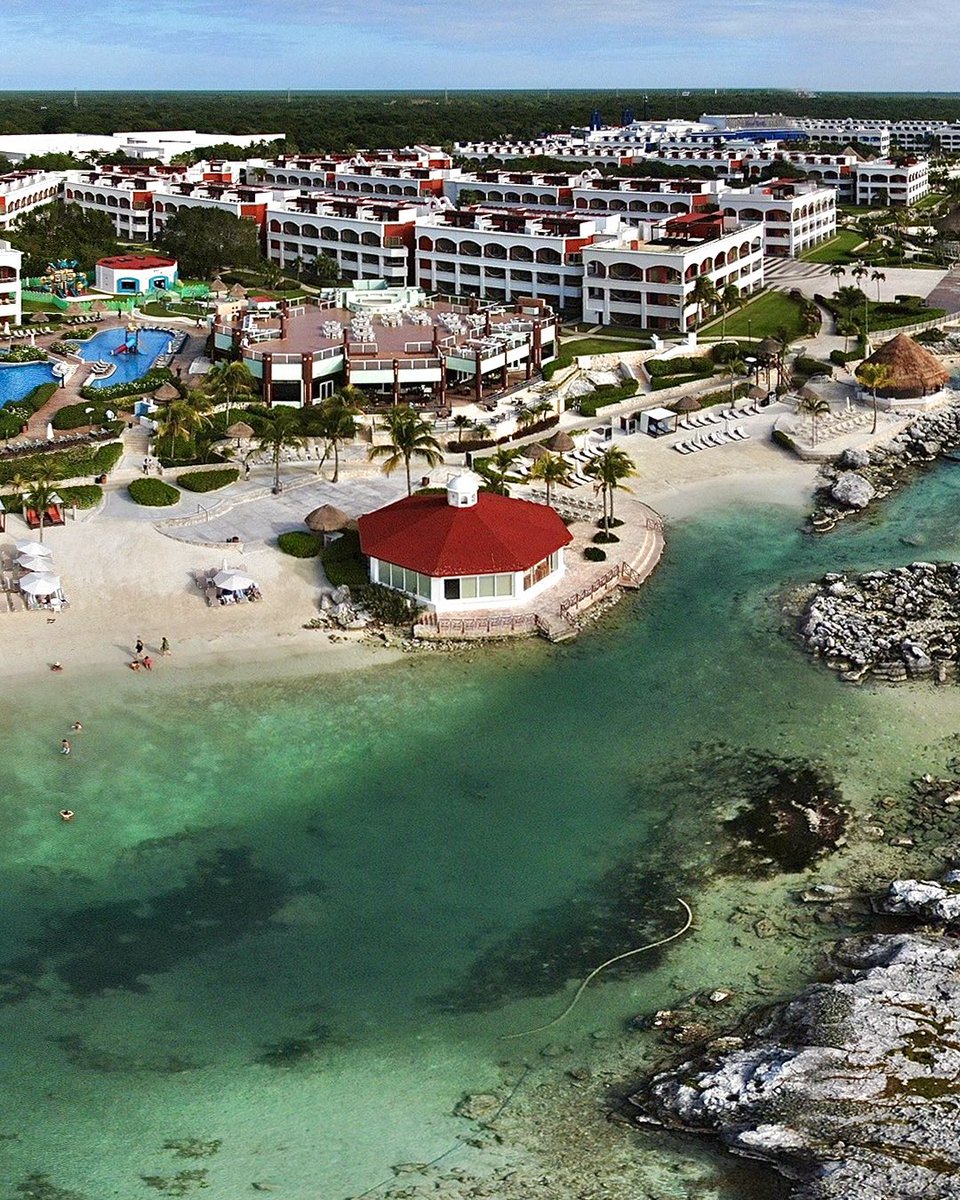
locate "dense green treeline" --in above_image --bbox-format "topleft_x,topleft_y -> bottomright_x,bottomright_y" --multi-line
3,90 -> 960,155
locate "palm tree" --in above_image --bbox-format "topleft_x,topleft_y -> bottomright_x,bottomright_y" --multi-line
451,413 -> 472,446
691,274 -> 719,327
871,269 -> 886,302
312,389 -> 360,482
514,404 -> 537,432
796,395 -> 831,447
203,359 -> 257,427
480,446 -> 521,496
586,446 -> 637,534
829,264 -> 846,292
856,362 -> 891,435
529,452 -> 571,506
156,397 -> 209,460
368,405 -> 443,496
257,407 -> 305,493
722,356 -> 747,405
719,283 -> 741,339
25,470 -> 55,544
471,420 -> 491,441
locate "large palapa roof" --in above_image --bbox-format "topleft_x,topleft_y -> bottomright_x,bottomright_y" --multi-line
358,491 -> 572,577
858,333 -> 949,395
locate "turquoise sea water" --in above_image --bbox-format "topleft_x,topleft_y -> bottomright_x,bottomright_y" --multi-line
73,327 -> 173,387
5,464 -> 960,1197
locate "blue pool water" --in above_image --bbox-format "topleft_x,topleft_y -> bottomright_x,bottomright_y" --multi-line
73,327 -> 174,388
0,361 -> 58,408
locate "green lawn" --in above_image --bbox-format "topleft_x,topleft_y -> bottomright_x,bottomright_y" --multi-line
702,290 -> 809,340
800,230 -> 867,264
545,335 -> 649,380
913,192 -> 945,211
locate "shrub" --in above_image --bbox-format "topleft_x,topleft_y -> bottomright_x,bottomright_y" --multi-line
357,582 -> 421,626
793,356 -> 832,380
583,546 -> 607,561
128,478 -> 180,506
596,517 -> 624,529
646,355 -> 714,378
322,529 -> 368,587
80,367 -> 175,402
278,530 -> 320,557
0,346 -> 48,363
593,531 -> 621,543
829,349 -> 861,366
52,400 -> 124,430
695,381 -> 750,408
575,381 -> 639,416
0,439 -> 122,486
55,485 -> 103,509
176,468 -> 239,493
651,374 -> 704,391
20,382 -> 58,413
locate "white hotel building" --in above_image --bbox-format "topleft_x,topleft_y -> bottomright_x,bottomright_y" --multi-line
852,158 -> 930,207
0,170 -> 64,232
581,213 -> 764,331
0,239 -> 22,327
414,209 -> 619,316
265,195 -> 420,284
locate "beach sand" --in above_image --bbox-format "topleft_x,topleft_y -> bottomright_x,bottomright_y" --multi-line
0,510 -> 399,685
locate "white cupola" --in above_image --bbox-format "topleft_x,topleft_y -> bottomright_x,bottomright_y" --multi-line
446,470 -> 481,509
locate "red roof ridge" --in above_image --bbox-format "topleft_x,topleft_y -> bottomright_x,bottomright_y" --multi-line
358,491 -> 571,577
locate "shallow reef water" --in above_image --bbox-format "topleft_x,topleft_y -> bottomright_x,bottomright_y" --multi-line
5,466 -> 960,1196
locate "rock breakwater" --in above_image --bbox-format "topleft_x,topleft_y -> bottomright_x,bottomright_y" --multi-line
628,929 -> 960,1200
809,399 -> 960,530
796,561 -> 960,683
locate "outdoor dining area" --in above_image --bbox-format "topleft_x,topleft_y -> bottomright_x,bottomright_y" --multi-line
0,540 -> 69,611
194,565 -> 262,607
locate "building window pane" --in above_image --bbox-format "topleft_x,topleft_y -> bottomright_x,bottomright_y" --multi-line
478,575 -> 496,598
495,573 -> 514,597
444,578 -> 460,600
461,576 -> 478,599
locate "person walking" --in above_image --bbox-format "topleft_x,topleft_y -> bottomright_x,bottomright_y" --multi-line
135,637 -> 144,656
160,637 -> 171,656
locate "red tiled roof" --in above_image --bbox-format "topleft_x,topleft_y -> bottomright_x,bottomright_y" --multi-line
358,491 -> 572,577
97,255 -> 177,270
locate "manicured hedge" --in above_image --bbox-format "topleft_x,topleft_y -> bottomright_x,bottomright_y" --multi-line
55,485 -> 103,509
574,381 -> 639,417
80,367 -> 175,402
278,530 -> 320,557
0,346 -> 48,363
0,440 -> 122,486
646,355 -> 714,377
583,546 -> 607,561
176,468 -> 240,493
52,400 -> 123,430
322,529 -> 368,587
128,478 -> 181,506
0,380 -> 59,437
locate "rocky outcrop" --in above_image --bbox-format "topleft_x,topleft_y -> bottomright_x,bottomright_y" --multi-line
629,933 -> 960,1199
796,561 -> 960,684
829,471 -> 875,509
877,871 -> 960,921
809,398 -> 960,529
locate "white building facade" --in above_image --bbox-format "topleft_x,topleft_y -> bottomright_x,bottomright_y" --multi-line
0,239 -> 23,327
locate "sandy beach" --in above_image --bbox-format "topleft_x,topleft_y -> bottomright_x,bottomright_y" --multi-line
0,420 -> 823,686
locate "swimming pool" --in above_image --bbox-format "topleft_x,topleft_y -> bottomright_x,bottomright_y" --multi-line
72,327 -> 175,389
0,361 -> 58,408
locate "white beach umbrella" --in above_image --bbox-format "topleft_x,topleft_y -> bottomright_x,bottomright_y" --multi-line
15,540 -> 53,558
16,554 -> 52,572
19,571 -> 61,595
213,569 -> 254,592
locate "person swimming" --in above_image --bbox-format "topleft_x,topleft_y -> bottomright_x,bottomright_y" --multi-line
71,721 -> 82,731
59,809 -> 74,822
60,739 -> 71,755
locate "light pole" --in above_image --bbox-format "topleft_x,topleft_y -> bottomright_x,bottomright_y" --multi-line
745,355 -> 757,401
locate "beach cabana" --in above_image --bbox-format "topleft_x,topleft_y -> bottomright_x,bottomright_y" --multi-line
858,333 -> 949,400
543,430 -> 575,454
639,407 -> 679,437
152,382 -> 180,405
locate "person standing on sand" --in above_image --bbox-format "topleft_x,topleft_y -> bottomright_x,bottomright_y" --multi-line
135,637 -> 144,656
160,637 -> 171,656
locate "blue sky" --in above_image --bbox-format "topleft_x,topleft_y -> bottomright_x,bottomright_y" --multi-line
2,0 -> 958,91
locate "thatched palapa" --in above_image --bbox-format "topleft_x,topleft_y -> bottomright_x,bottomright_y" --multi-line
858,333 -> 949,399
305,505 -> 351,534
543,430 -> 575,453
